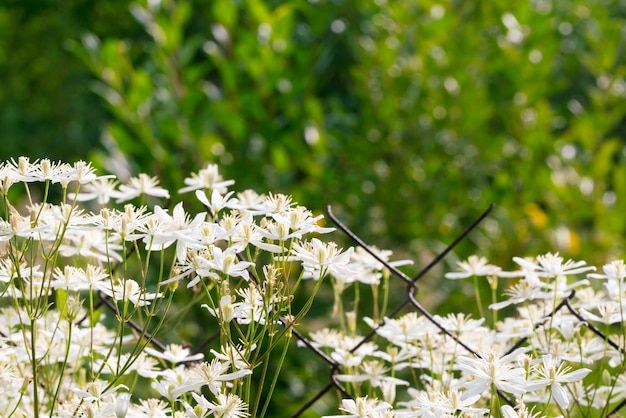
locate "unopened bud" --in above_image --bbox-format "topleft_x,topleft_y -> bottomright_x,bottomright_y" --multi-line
114,392 -> 130,418
20,376 -> 31,394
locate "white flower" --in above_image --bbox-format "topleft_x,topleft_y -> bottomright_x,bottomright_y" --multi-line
101,279 -> 161,307
59,229 -> 123,263
489,280 -> 545,310
341,246 -> 413,285
128,352 -> 162,379
588,259 -> 626,281
116,173 -> 170,202
152,365 -> 194,401
283,205 -> 335,235
580,303 -> 626,325
445,388 -> 489,415
173,359 -> 252,396
232,189 -> 266,211
119,204 -> 151,238
0,260 -> 42,283
203,246 -> 254,281
68,177 -> 121,204
160,247 -> 211,287
206,393 -> 249,418
141,202 -> 206,262
258,216 -> 301,242
5,156 -> 40,182
335,360 -> 409,388
130,398 -> 172,417
230,212 -> 285,253
234,283 -> 272,325
512,252 -> 595,278
202,295 -> 252,323
30,158 -> 75,183
445,255 -> 500,279
178,163 -> 235,194
456,348 -> 528,399
330,343 -> 379,368
308,328 -> 344,349
144,343 -> 204,365
195,189 -> 239,213
289,238 -> 354,280
324,397 -> 392,418
364,312 -> 439,346
526,354 -> 591,408
501,403 -> 545,418
66,160 -> 101,184
49,264 -> 110,292
0,164 -> 17,194
72,381 -> 128,403
210,343 -> 254,371
182,392 -> 214,418
0,205 -> 48,242
253,192 -> 294,216
588,259 -> 626,299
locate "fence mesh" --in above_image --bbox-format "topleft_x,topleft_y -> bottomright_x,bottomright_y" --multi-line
85,203 -> 626,417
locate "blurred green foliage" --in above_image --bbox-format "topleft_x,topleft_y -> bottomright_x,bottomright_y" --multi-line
3,0 -> 626,415
0,0 -> 142,161
4,0 -> 626,269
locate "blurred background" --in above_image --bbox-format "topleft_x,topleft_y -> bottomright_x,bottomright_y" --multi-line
2,0 -> 626,414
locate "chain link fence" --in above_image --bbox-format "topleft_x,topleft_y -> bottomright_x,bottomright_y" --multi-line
86,204 -> 626,417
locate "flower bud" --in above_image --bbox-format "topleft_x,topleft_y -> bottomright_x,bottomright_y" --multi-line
114,392 -> 130,418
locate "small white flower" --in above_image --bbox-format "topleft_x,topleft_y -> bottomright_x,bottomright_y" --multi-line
526,354 -> 591,408
253,192 -> 294,216
335,360 -> 409,389
501,403 -> 545,418
512,252 -> 595,278
101,279 -> 161,307
289,238 -> 354,279
588,259 -> 626,299
6,156 -> 40,182
324,397 -> 392,418
178,163 -> 235,194
116,173 -> 170,202
445,255 -> 500,279
230,212 -> 285,253
456,348 -> 528,399
203,246 -> 254,281
172,359 -> 252,397
132,398 -> 172,417
146,202 -> 206,261
207,393 -> 249,418
588,259 -> 626,281
195,189 -> 239,213
144,343 -> 204,365
72,381 -> 128,402
68,177 -> 121,204
202,295 -> 252,323
489,280 -> 545,310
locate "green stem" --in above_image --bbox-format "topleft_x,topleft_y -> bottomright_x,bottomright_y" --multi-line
259,334 -> 291,418
30,317 -> 39,418
473,275 -> 484,319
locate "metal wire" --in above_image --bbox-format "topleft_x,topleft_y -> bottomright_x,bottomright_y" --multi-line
89,203 -> 626,417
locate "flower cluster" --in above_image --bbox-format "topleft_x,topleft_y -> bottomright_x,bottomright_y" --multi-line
0,157 -> 357,417
5,156 -> 625,417
319,250 -> 626,417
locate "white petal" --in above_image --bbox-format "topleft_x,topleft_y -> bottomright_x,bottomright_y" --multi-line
561,367 -> 591,383
552,383 -> 570,408
501,405 -> 519,418
195,189 -> 211,207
